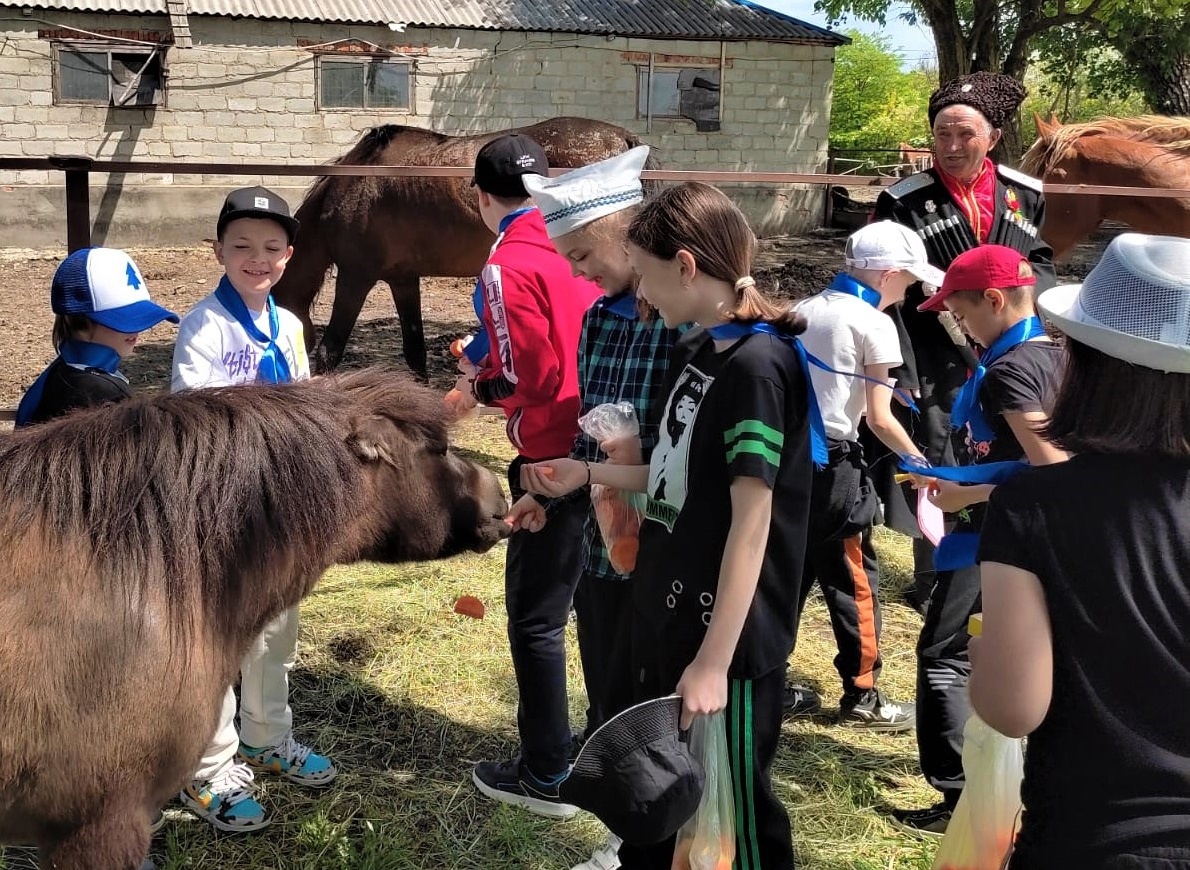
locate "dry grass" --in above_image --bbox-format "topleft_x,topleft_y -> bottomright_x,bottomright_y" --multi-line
1,415 -> 941,870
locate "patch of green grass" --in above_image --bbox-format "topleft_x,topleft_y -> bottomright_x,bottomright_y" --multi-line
1,418 -> 941,870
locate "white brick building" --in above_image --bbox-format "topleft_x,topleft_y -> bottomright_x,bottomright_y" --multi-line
0,0 -> 846,245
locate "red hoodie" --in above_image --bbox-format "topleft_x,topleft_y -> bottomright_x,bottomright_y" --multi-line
472,208 -> 600,459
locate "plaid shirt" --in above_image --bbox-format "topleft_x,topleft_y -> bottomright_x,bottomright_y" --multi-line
572,292 -> 678,581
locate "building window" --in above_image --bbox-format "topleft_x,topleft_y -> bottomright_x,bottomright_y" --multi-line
317,57 -> 410,110
55,45 -> 165,107
636,66 -> 721,130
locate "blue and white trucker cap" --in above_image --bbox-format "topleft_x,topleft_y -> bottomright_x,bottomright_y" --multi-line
51,247 -> 179,333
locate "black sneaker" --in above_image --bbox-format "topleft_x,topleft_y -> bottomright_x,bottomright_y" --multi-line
890,801 -> 950,838
472,755 -> 579,819
839,689 -> 916,732
782,683 -> 822,719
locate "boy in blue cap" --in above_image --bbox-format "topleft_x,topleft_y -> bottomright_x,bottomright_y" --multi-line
17,247 -> 178,427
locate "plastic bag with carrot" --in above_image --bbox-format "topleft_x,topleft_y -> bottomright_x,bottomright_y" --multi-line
671,711 -> 736,870
578,402 -> 645,574
931,615 -> 1025,870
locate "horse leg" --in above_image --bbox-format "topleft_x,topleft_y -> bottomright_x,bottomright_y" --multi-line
313,267 -> 377,373
38,810 -> 151,870
386,274 -> 427,381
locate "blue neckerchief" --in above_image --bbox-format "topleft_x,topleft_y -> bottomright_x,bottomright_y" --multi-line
799,280 -> 920,411
16,340 -> 124,427
952,316 -> 1047,443
897,455 -> 1030,570
213,276 -> 292,384
705,321 -> 828,467
827,273 -> 882,308
596,291 -> 640,321
498,207 -> 535,233
464,280 -> 492,364
463,208 -> 536,366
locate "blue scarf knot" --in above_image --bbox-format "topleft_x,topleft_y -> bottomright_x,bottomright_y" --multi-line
951,316 -> 1046,444
214,277 -> 293,385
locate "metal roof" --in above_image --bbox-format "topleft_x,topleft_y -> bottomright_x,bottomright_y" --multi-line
7,0 -> 846,44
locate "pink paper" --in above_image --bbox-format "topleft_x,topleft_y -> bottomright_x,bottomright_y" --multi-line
918,486 -> 946,547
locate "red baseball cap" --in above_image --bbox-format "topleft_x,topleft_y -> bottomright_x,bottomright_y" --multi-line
918,245 -> 1035,312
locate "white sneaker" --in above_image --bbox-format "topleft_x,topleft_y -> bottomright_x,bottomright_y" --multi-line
570,834 -> 622,870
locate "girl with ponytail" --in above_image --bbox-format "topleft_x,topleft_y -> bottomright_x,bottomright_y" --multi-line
522,181 -> 817,870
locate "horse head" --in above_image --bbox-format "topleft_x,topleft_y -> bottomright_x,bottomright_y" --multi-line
1034,112 -> 1061,144
326,369 -> 510,563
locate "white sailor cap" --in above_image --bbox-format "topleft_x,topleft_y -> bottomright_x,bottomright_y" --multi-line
523,146 -> 651,239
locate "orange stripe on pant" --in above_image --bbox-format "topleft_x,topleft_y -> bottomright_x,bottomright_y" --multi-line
845,533 -> 879,691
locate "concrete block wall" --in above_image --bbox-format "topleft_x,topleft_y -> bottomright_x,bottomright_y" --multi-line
0,13 -> 836,245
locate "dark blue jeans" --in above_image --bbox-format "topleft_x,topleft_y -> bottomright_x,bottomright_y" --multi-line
504,456 -> 586,778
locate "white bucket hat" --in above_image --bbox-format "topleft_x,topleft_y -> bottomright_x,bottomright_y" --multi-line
523,145 -> 650,239
1038,233 -> 1190,373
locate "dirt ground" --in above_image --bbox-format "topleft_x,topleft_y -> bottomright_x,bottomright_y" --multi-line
0,228 -> 1114,415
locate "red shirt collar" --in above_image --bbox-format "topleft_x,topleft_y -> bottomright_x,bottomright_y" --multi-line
938,158 -> 996,243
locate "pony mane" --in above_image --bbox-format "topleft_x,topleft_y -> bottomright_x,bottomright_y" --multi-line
0,369 -> 443,635
1022,115 -> 1190,177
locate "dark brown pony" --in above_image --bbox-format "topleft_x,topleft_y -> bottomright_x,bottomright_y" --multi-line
0,370 -> 509,869
1021,114 -> 1190,259
272,116 -> 652,377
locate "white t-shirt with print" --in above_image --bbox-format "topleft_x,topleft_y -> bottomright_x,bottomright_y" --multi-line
171,291 -> 310,392
795,289 -> 902,442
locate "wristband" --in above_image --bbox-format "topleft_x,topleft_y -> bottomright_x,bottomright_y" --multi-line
583,461 -> 592,486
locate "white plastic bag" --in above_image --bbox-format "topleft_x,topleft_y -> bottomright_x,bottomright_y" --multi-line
578,403 -> 645,573
671,711 -> 736,870
930,713 -> 1024,870
932,618 -> 1024,870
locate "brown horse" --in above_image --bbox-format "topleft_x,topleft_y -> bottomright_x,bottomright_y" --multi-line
0,370 -> 509,869
273,116 -> 652,376
1021,114 -> 1190,259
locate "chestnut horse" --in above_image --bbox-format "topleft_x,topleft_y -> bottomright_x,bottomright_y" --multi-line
273,116 -> 653,376
0,370 -> 509,869
1021,114 -> 1190,259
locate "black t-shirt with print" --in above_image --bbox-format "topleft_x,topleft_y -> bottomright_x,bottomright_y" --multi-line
978,454 -> 1190,860
24,358 -> 132,426
964,339 -> 1063,466
634,327 -> 813,680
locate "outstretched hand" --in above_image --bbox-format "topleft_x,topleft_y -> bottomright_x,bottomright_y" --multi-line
520,458 -> 588,499
506,494 -> 547,533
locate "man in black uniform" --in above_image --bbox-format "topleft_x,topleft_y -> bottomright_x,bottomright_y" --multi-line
869,72 -> 1055,603
869,72 -> 1055,837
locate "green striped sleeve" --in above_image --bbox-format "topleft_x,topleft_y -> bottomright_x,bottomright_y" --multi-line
723,419 -> 783,467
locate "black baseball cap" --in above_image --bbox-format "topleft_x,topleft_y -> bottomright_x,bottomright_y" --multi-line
217,185 -> 300,242
559,696 -> 705,845
471,133 -> 548,198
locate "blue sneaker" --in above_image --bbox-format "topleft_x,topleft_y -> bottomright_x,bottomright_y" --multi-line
238,733 -> 337,788
180,761 -> 270,833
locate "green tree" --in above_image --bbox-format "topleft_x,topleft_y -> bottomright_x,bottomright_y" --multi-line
814,0 -> 1190,153
829,31 -> 936,163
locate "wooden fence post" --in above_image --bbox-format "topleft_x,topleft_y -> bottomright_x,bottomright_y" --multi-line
49,155 -> 93,252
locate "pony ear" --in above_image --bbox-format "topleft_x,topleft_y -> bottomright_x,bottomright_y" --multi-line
1034,112 -> 1056,140
346,414 -> 401,465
